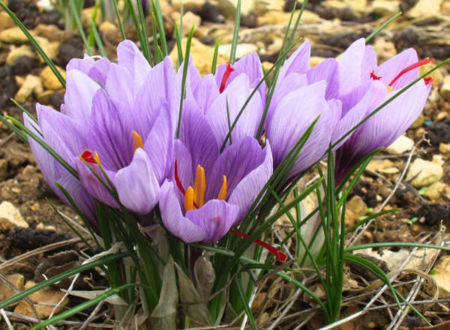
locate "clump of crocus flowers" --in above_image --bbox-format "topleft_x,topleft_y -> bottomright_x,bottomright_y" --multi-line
26,38 -> 432,255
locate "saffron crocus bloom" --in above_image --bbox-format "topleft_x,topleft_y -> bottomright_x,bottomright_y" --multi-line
333,38 -> 432,183
159,104 -> 273,243
30,41 -> 176,215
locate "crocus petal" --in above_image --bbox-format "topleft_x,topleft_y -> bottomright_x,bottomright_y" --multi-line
160,181 -> 207,242
75,160 -> 119,208
307,58 -> 339,100
173,140 -> 193,195
376,48 -> 418,89
206,74 -> 263,146
228,140 -> 273,222
266,81 -> 328,168
63,70 -> 100,122
117,40 -> 151,88
143,105 -> 173,183
279,40 -> 311,79
115,149 -> 160,214
105,63 -> 134,107
180,101 -> 220,173
192,74 -> 220,113
186,199 -> 239,242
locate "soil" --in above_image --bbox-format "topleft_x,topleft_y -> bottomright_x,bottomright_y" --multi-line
0,0 -> 449,329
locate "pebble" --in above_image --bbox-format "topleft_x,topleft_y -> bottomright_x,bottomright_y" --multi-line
0,274 -> 25,301
408,0 -> 443,18
0,27 -> 29,44
172,0 -> 206,11
410,113 -> 424,129
170,37 -> 227,75
255,0 -> 285,12
386,135 -> 414,155
346,195 -> 368,217
344,0 -> 367,16
258,10 -> 320,26
373,38 -> 396,59
428,256 -> 450,298
367,159 -> 396,173
0,11 -> 15,31
0,201 -> 29,231
217,0 -> 256,18
218,43 -> 258,59
182,12 -> 202,36
34,36 -> 59,62
406,158 -> 443,188
441,75 -> 450,100
14,282 -> 68,318
6,45 -> 34,66
14,74 -> 43,103
439,143 -> 450,154
371,0 -> 400,16
40,65 -> 66,91
424,182 -> 446,201
0,158 -> 7,181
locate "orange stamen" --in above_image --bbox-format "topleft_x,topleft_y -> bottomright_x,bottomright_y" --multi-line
185,186 -> 195,211
132,130 -> 144,153
217,175 -> 227,200
193,165 -> 206,207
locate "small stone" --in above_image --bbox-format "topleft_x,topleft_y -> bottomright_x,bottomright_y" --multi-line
441,75 -> 450,100
182,12 -> 202,36
218,43 -> 258,59
0,201 -> 29,231
0,26 -> 29,44
439,143 -> 450,154
0,158 -> 7,181
406,158 -> 443,188
428,256 -> 450,298
0,11 -> 15,31
424,182 -> 446,201
408,0 -> 443,18
255,0 -> 285,12
344,0 -> 367,15
14,285 -> 68,318
6,45 -> 34,65
386,135 -> 414,154
40,66 -> 66,91
217,0 -> 256,18
310,56 -> 325,67
373,38 -> 396,59
34,36 -> 58,62
258,10 -> 320,26
410,113 -> 424,129
367,159 -> 395,172
172,0 -> 206,11
12,56 -> 34,75
371,0 -> 400,16
0,274 -> 25,301
99,21 -> 117,34
346,195 -> 367,218
15,74 -> 43,103
36,90 -> 54,105
170,37 -> 227,75
32,24 -> 60,42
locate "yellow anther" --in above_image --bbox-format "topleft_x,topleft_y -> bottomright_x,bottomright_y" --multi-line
387,85 -> 393,93
193,165 -> 206,207
185,186 -> 195,211
132,130 -> 144,153
94,152 -> 102,167
217,175 -> 227,200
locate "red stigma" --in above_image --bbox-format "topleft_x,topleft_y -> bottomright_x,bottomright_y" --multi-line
80,150 -> 96,164
424,76 -> 433,85
229,230 -> 287,262
174,160 -> 186,195
388,58 -> 434,87
219,63 -> 235,93
370,70 -> 382,80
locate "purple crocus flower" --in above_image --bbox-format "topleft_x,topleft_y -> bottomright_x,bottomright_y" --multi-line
332,38 -> 432,183
159,102 -> 273,243
29,41 -> 177,215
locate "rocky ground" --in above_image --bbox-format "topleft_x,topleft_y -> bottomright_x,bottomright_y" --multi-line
0,0 -> 449,328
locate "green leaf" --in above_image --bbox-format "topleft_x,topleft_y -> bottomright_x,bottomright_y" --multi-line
229,0 -> 241,64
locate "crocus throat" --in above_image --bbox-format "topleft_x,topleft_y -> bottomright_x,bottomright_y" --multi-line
219,63 -> 235,93
174,161 -> 228,211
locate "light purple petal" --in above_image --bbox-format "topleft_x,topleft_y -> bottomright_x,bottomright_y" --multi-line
117,40 -> 151,88
115,149 -> 160,214
228,140 -> 273,222
105,63 -> 134,107
206,74 -> 263,146
160,181 -> 207,242
307,58 -> 339,100
186,199 -> 239,242
279,40 -> 311,79
62,70 -> 100,122
192,74 -> 220,113
376,48 -> 418,89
